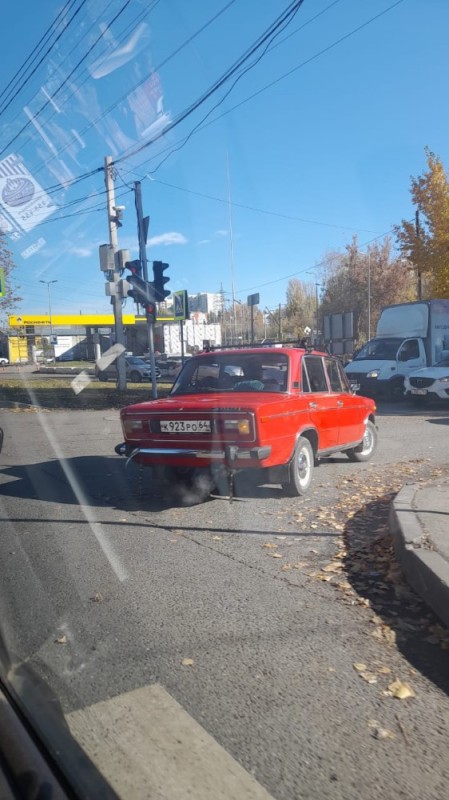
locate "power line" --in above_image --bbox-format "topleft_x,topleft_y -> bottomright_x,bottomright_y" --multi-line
4,0 -> 404,234
0,0 -> 89,118
120,172 -> 380,234
136,0 -> 405,177
26,0 -> 237,180
0,0 -> 133,157
0,0 -> 76,104
113,0 -> 306,165
237,225 -> 407,295
11,0 -> 162,164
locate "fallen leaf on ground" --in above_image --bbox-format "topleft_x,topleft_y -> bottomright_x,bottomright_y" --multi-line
322,563 -> 343,573
388,679 -> 415,699
353,663 -> 368,672
212,535 -> 222,541
335,581 -> 352,591
276,535 -> 287,540
262,543 -> 278,549
371,726 -> 396,740
270,553 -> 283,559
360,672 -> 378,684
90,593 -> 104,603
281,564 -> 293,571
55,635 -> 67,645
377,666 -> 391,675
181,658 -> 194,667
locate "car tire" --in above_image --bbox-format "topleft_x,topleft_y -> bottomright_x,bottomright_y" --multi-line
346,420 -> 377,462
97,371 -> 108,382
282,436 -> 314,496
129,370 -> 142,383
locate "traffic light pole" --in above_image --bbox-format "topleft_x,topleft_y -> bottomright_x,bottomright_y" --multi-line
135,181 -> 157,399
105,156 -> 127,391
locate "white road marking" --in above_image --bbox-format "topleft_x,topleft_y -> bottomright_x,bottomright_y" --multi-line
67,683 -> 274,800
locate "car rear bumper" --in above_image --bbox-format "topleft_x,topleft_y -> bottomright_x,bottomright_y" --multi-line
114,442 -> 272,466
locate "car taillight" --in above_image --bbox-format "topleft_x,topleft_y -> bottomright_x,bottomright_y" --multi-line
223,419 -> 250,434
123,419 -> 143,434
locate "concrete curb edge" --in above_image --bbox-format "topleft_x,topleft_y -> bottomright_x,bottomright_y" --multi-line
390,484 -> 449,628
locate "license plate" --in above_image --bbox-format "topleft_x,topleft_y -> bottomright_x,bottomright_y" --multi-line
411,388 -> 427,395
160,419 -> 211,433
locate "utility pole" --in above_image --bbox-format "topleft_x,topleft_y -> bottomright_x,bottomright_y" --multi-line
226,154 -> 237,345
415,210 -> 423,300
134,181 -> 157,399
104,155 -> 126,390
315,282 -> 320,345
367,252 -> 371,340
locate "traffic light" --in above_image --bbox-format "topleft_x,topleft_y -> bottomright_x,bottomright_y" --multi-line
152,261 -> 170,302
125,259 -> 142,277
145,302 -> 156,324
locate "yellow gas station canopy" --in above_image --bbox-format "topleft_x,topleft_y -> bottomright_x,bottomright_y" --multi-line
8,313 -> 174,327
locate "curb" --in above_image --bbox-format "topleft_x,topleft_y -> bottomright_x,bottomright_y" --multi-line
390,484 -> 449,628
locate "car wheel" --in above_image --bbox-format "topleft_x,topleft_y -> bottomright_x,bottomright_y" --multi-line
282,436 -> 314,496
129,370 -> 142,383
97,371 -> 108,382
346,420 -> 377,462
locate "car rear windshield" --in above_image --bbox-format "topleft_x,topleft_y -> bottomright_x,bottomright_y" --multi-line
170,353 -> 289,395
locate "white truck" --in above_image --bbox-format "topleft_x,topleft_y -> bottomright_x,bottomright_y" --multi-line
344,300 -> 449,401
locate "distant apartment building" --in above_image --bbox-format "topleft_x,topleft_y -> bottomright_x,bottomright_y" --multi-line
188,292 -> 222,315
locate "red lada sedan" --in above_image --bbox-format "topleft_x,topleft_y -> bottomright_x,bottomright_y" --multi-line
116,345 -> 377,501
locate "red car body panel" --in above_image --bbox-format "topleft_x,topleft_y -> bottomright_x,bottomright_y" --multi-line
119,347 -> 376,472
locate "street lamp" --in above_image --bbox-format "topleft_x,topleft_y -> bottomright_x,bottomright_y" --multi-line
40,279 -> 58,357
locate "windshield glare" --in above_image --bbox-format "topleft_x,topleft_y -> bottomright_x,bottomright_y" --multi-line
354,338 -> 403,360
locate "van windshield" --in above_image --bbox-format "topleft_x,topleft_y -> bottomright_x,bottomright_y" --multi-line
353,338 -> 403,361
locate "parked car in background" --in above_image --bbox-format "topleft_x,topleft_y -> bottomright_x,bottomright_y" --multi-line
0,356 -> 9,366
116,345 -> 377,502
404,355 -> 449,405
96,355 -> 161,383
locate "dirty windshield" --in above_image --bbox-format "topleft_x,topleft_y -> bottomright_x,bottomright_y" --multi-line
1,1 -> 449,799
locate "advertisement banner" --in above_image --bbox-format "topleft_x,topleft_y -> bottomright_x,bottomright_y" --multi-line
0,154 -> 58,236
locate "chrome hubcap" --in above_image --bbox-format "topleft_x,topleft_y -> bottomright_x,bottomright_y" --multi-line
362,428 -> 373,453
297,450 -> 310,483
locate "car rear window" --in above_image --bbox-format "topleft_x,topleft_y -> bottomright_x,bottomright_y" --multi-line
171,353 -> 289,395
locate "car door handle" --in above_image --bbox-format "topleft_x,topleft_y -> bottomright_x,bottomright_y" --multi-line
337,401 -> 344,407
309,402 -> 317,408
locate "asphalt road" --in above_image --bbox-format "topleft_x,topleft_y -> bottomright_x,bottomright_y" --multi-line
0,403 -> 449,799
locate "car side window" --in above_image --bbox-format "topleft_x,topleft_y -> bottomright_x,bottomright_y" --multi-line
301,361 -> 311,392
303,357 -> 328,392
399,339 -> 420,361
337,360 -> 352,393
324,358 -> 344,392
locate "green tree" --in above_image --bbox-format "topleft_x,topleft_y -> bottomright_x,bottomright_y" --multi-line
283,279 -> 316,338
0,230 -> 21,323
320,237 -> 415,345
395,148 -> 449,298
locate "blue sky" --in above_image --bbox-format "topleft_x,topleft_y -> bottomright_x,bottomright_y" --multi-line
0,0 -> 447,321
